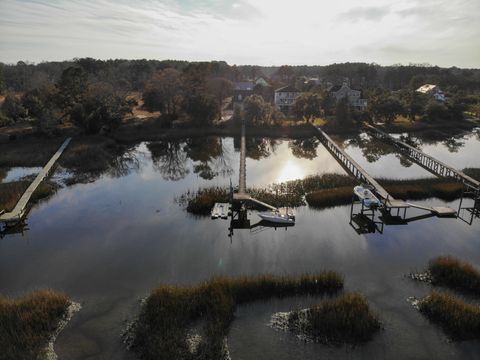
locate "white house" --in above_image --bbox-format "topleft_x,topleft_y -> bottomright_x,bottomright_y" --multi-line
274,85 -> 301,112
330,83 -> 367,110
416,84 -> 446,102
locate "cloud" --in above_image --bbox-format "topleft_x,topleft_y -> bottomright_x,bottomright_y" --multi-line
338,6 -> 391,22
0,0 -> 478,68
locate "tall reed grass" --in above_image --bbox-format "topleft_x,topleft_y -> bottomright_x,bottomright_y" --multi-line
428,256 -> 480,295
0,180 -> 56,212
288,293 -> 381,344
0,290 -> 70,359
419,291 -> 480,341
132,273 -> 343,359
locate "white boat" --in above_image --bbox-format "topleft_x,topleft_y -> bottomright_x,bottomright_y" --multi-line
258,211 -> 295,224
354,185 -> 381,208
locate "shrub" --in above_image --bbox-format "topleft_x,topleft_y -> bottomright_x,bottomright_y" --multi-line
288,293 -> 381,344
0,290 -> 70,359
428,256 -> 480,295
419,291 -> 480,341
131,273 -> 343,359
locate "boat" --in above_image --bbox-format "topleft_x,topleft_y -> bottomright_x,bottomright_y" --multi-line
257,211 -> 295,224
354,185 -> 381,208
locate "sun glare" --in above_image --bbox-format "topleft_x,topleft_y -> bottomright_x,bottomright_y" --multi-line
276,160 -> 304,183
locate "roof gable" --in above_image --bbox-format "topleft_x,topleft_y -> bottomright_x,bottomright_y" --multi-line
275,85 -> 300,93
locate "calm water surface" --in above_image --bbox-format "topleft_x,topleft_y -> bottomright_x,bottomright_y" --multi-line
0,133 -> 479,359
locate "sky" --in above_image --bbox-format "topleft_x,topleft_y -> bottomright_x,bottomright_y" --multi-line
0,0 -> 479,68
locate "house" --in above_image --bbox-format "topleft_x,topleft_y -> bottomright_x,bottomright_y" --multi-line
274,85 -> 301,112
233,81 -> 255,102
330,82 -> 367,110
416,84 -> 446,102
254,77 -> 270,87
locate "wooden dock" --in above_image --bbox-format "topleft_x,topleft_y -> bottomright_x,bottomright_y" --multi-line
313,126 -> 456,216
232,121 -> 279,211
0,137 -> 71,225
366,124 -> 480,192
313,126 -> 407,208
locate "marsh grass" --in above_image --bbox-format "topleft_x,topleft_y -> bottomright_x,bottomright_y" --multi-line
428,256 -> 480,296
0,139 -> 63,167
0,180 -> 56,212
0,290 -> 70,359
181,173 -> 469,214
307,178 -> 465,209
132,273 -> 343,360
306,187 -> 353,209
60,136 -> 124,173
288,293 -> 381,345
419,291 -> 480,341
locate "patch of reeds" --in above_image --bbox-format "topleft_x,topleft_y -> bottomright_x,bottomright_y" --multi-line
287,293 -> 381,345
428,256 -> 480,296
306,178 -> 466,209
0,180 -> 56,212
0,290 -> 70,359
178,187 -> 230,215
305,186 -> 353,209
0,139 -> 63,167
131,272 -> 343,360
60,136 -> 122,173
419,291 -> 480,341
0,167 -> 7,182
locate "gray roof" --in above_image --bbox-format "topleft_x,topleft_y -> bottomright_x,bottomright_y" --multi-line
234,82 -> 255,91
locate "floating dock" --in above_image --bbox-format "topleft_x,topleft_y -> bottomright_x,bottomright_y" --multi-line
211,203 -> 231,219
0,137 -> 71,226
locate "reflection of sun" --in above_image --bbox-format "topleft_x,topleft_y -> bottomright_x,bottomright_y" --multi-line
276,160 -> 304,183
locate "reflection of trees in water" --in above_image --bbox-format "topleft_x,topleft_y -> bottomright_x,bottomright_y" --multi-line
288,138 -> 319,160
349,134 -> 396,163
148,141 -> 189,181
474,128 -> 480,141
148,137 -> 234,181
107,145 -> 141,178
443,137 -> 465,153
244,138 -> 278,160
185,137 -> 233,180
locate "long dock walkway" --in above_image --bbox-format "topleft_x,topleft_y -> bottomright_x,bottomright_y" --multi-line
313,126 -> 455,216
366,124 -> 480,192
232,121 -> 278,211
0,137 -> 71,225
313,126 -> 406,208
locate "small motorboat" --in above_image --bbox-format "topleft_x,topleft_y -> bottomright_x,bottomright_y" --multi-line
258,211 -> 295,224
353,185 -> 381,208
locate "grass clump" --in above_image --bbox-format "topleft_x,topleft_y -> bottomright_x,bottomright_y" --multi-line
306,186 -> 353,209
285,293 -> 381,344
306,178 -> 466,209
419,291 -> 480,341
0,290 -> 70,359
0,180 -> 56,212
428,256 -> 480,295
131,272 -> 343,360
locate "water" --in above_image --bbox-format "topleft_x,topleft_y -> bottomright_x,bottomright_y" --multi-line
0,132 -> 479,359
1,166 -> 42,183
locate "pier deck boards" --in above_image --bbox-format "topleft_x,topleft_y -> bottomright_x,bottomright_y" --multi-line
313,126 -> 406,208
366,124 -> 480,192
